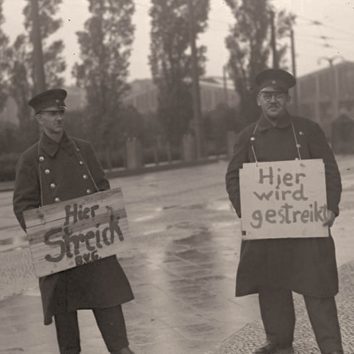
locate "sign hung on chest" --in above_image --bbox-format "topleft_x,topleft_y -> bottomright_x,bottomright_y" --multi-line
239,159 -> 328,240
23,188 -> 129,277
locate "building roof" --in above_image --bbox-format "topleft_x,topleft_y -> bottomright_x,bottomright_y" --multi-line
298,60 -> 354,81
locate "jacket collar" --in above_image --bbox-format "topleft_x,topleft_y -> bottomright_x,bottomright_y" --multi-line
257,111 -> 292,132
38,131 -> 74,157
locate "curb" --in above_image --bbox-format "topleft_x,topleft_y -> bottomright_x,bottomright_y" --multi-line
0,157 -> 222,193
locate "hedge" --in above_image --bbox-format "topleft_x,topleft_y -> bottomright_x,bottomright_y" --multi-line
0,153 -> 20,182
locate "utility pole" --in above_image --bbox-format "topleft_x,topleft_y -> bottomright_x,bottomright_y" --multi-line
31,0 -> 46,93
318,56 -> 343,121
223,65 -> 229,105
187,0 -> 203,159
318,55 -> 344,137
290,26 -> 299,114
269,10 -> 278,69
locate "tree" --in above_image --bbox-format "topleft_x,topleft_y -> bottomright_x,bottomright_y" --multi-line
7,35 -> 33,137
73,0 -> 135,160
7,0 -> 66,144
204,103 -> 241,154
276,10 -> 296,69
23,0 -> 66,87
149,0 -> 209,146
225,0 -> 294,124
0,121 -> 19,153
0,0 -> 10,114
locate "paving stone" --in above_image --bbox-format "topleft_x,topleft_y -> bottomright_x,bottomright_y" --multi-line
214,261 -> 354,354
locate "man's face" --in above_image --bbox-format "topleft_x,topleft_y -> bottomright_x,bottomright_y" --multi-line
257,87 -> 290,119
36,106 -> 65,136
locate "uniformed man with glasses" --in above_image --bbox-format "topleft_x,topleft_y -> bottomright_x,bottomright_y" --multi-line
226,69 -> 343,354
13,89 -> 135,354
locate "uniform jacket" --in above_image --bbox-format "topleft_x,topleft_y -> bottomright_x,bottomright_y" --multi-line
13,132 -> 134,325
226,113 -> 342,297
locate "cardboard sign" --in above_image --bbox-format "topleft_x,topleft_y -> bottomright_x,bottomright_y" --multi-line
239,159 -> 329,239
23,188 -> 129,277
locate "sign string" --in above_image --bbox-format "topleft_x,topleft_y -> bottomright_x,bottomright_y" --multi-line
250,120 -> 302,163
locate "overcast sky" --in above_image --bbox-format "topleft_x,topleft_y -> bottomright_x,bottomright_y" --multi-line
3,0 -> 354,85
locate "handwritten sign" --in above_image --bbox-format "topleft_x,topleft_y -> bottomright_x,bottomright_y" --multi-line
23,188 -> 129,277
239,159 -> 328,239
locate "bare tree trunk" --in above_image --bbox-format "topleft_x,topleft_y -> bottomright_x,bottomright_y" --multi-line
153,145 -> 159,166
166,141 -> 172,164
105,148 -> 112,171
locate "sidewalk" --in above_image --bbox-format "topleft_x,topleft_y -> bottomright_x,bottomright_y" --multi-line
0,158 -> 353,354
215,259 -> 354,354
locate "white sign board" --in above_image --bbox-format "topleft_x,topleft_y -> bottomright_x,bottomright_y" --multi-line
239,159 -> 328,239
23,188 -> 129,277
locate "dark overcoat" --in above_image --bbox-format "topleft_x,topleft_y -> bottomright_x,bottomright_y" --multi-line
226,113 -> 342,298
13,132 -> 134,325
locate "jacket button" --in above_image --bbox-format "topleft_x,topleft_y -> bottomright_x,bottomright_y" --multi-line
86,189 -> 91,194
296,144 -> 301,148
54,197 -> 60,202
44,169 -> 50,174
79,161 -> 84,165
299,131 -> 304,135
50,183 -> 56,189
39,156 -> 45,162
250,136 -> 255,141
83,174 -> 88,180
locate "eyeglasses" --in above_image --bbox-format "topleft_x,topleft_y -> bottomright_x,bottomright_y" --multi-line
39,109 -> 65,116
260,92 -> 287,102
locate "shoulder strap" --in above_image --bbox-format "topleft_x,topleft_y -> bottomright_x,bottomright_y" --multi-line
70,138 -> 100,192
35,142 -> 45,206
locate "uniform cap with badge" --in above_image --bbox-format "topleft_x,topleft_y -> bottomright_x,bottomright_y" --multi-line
28,88 -> 67,114
255,68 -> 296,93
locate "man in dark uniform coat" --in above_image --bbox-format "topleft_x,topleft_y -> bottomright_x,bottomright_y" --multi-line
226,69 -> 343,354
13,89 -> 135,354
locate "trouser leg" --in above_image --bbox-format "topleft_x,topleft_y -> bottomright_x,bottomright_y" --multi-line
304,295 -> 343,353
54,311 -> 81,354
258,288 -> 295,347
93,305 -> 129,354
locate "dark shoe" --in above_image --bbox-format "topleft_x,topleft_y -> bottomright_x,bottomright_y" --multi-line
118,347 -> 135,354
277,347 -> 294,354
254,342 -> 294,354
254,342 -> 278,354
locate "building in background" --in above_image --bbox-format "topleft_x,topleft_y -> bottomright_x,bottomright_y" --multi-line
124,77 -> 239,115
296,60 -> 354,138
0,78 -> 239,126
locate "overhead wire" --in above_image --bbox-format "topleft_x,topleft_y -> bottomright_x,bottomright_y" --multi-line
136,0 -> 354,38
135,1 -> 354,58
290,13 -> 354,59
295,14 -> 354,38
136,2 -> 354,41
295,33 -> 353,43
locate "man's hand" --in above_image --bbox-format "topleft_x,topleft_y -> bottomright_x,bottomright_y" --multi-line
323,209 -> 336,228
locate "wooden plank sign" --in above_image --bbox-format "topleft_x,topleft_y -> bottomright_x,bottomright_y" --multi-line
23,188 -> 129,277
239,159 -> 329,240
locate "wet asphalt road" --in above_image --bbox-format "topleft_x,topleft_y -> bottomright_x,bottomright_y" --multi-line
0,161 -> 260,354
1,158 -> 354,354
